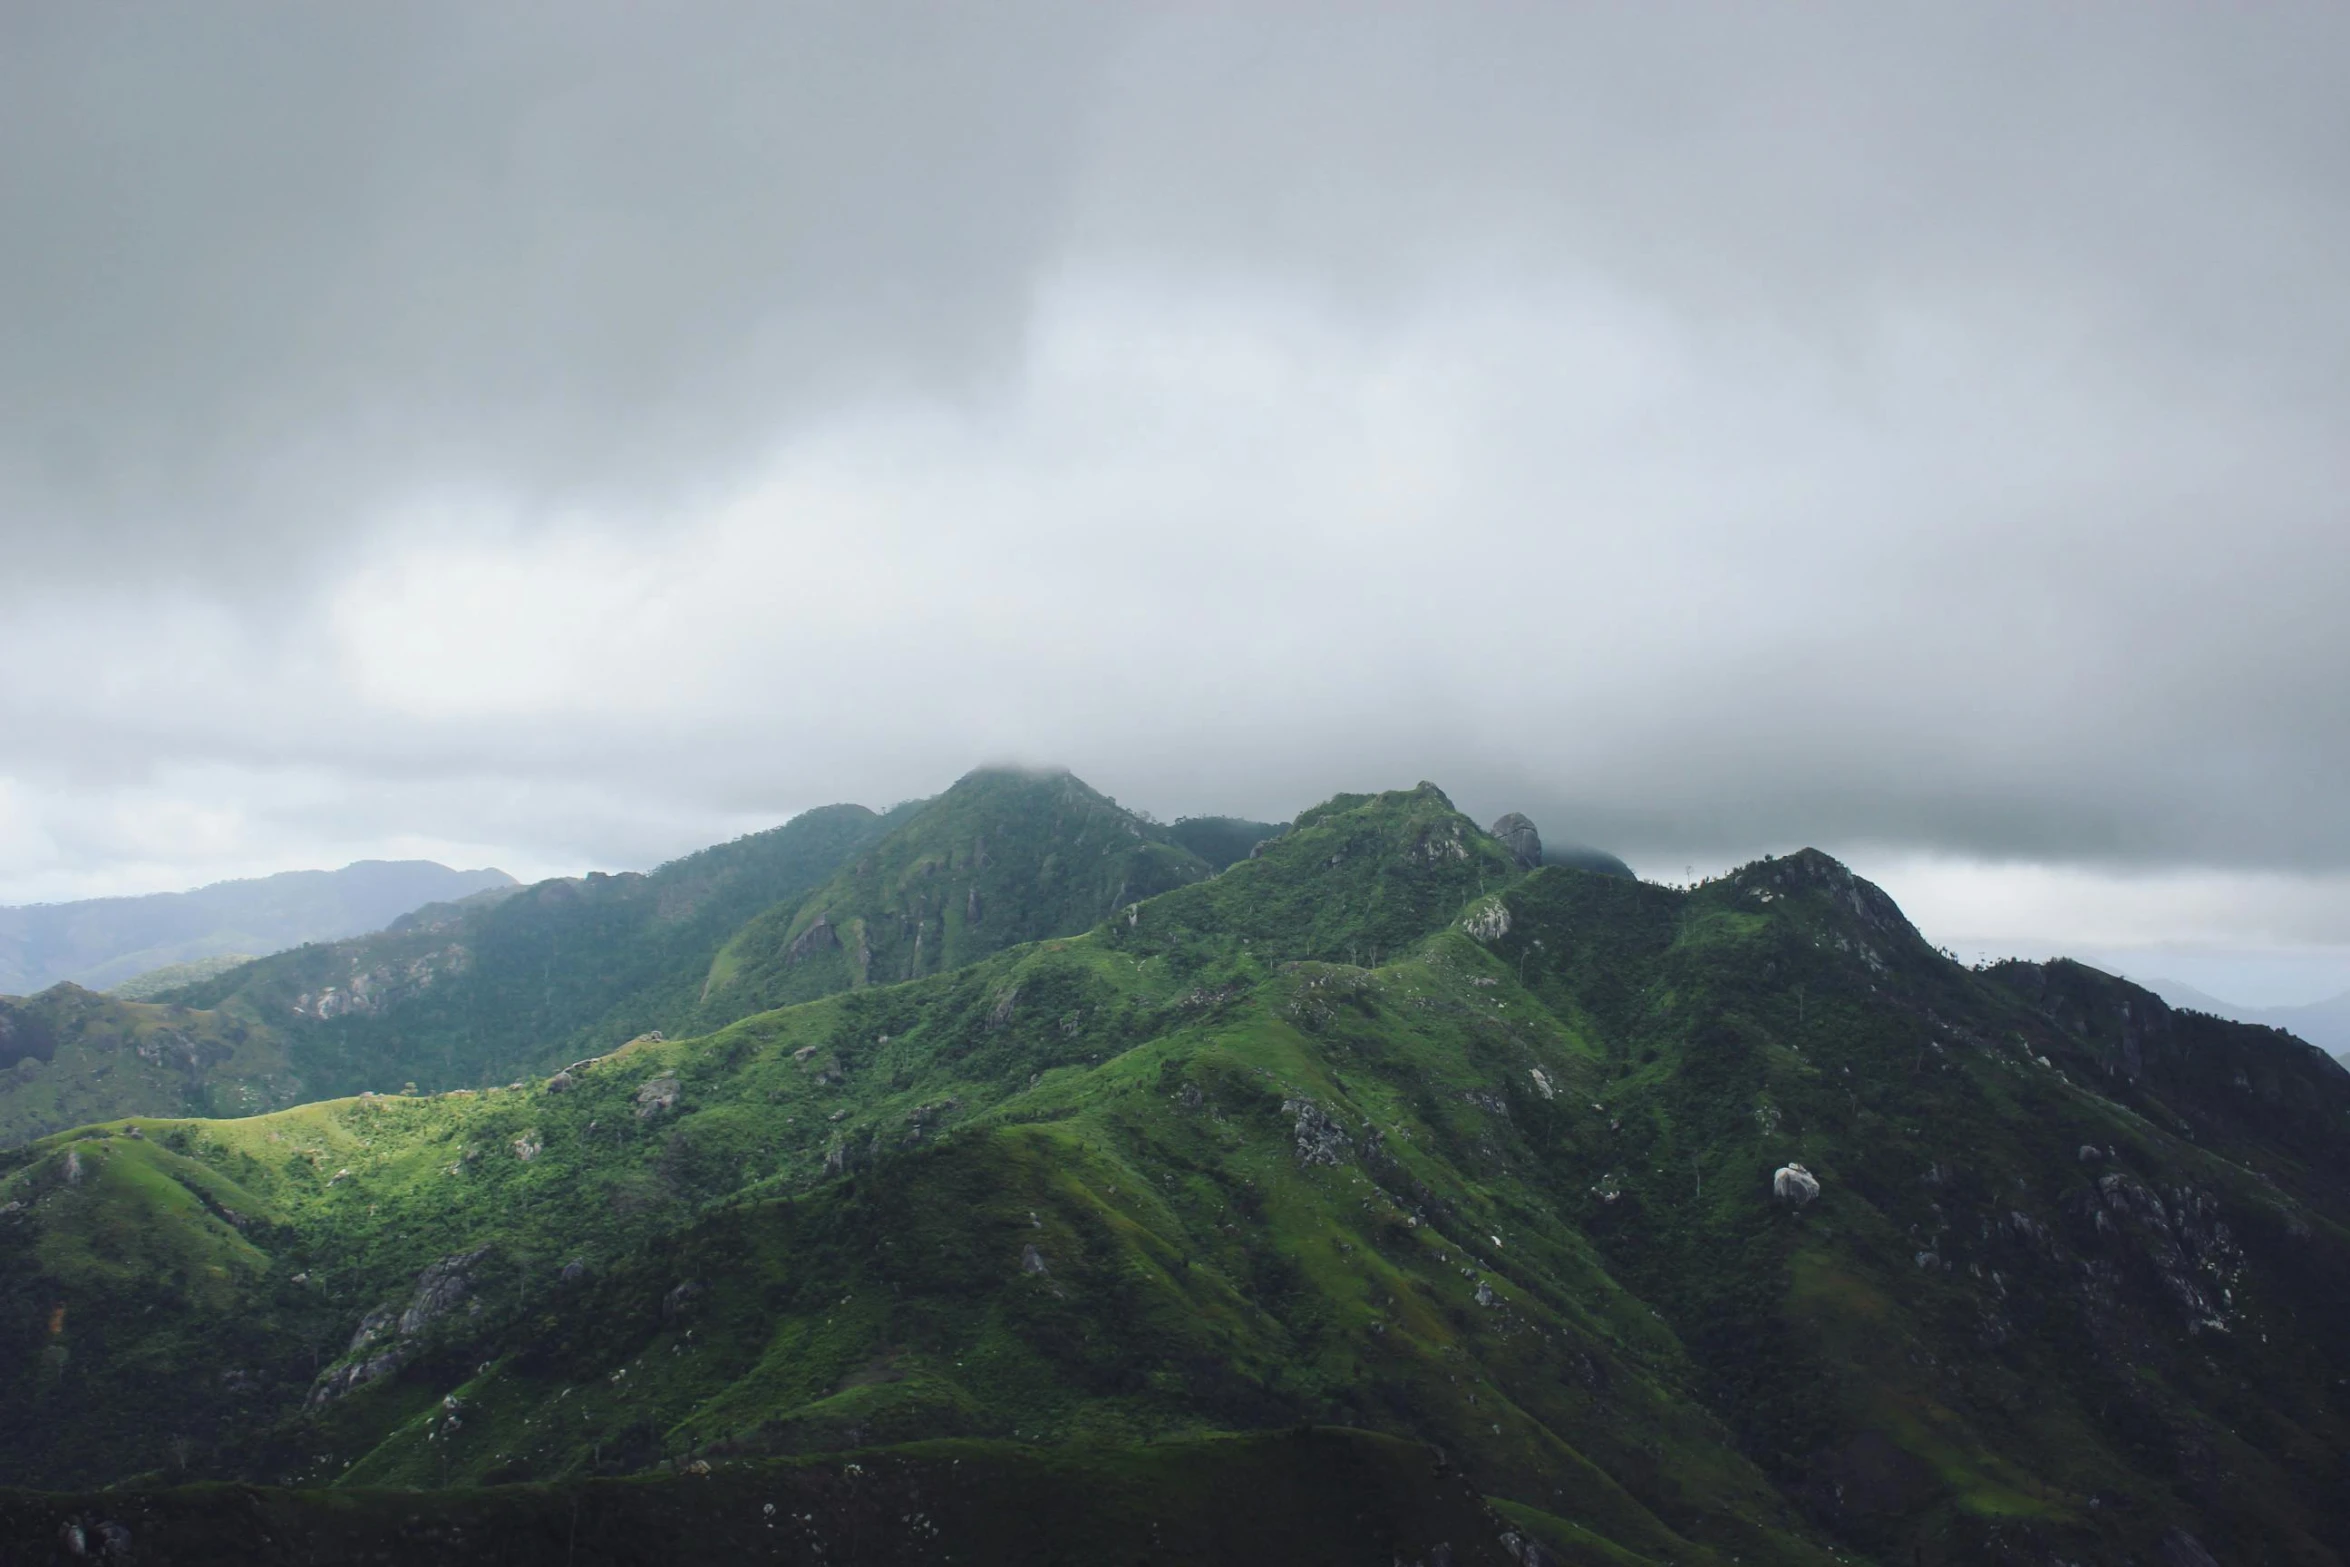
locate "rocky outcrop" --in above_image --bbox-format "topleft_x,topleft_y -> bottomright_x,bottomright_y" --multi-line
1283,1097 -> 1352,1167
1460,899 -> 1511,942
1488,814 -> 1542,871
310,1247 -> 493,1408
1409,820 -> 1473,866
634,1074 -> 681,1119
291,944 -> 472,1021
399,1248 -> 492,1337
56,1518 -> 133,1559
785,916 -> 839,964
2093,1174 -> 2240,1334
1773,1164 -> 1821,1206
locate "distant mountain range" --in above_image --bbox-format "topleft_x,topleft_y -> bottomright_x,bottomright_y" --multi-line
0,861 -> 517,996
2141,976 -> 2350,1063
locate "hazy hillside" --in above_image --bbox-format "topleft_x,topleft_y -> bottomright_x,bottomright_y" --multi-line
107,952 -> 262,1000
0,861 -> 517,996
2144,975 -> 2350,1064
2,778 -> 2339,1566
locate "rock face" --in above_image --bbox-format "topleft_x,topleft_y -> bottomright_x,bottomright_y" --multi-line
291,944 -> 471,1021
785,915 -> 839,964
310,1248 -> 493,1408
1773,1163 -> 1821,1206
1489,813 -> 1542,871
634,1074 -> 681,1119
1282,1098 -> 1352,1167
399,1248 -> 492,1337
1460,898 -> 1512,942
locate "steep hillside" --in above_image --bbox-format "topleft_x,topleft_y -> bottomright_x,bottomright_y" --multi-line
0,861 -> 516,995
691,770 -> 1216,1029
162,803 -> 915,1107
1,793 -> 2344,1566
0,986 -> 296,1145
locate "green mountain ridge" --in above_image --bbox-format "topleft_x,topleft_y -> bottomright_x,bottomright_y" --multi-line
0,772 -> 1280,1149
689,770 -> 1236,1028
0,777 -> 2344,1565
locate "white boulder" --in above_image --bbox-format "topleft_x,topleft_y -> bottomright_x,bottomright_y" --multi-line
1772,1163 -> 1821,1207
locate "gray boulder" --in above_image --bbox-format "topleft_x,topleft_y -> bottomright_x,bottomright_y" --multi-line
1489,813 -> 1542,871
1773,1163 -> 1821,1206
634,1074 -> 681,1119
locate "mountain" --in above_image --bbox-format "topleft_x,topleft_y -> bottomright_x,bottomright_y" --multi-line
2142,976 -> 2350,1064
0,772 -> 1260,1149
2,777 -> 2342,1566
689,769 -> 1218,1029
155,802 -> 918,1111
167,770 -> 1250,1104
0,861 -> 518,996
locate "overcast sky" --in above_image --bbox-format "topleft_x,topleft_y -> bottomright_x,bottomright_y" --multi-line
3,4 -> 2347,1003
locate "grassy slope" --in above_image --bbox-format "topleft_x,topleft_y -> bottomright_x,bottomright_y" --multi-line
1,801 -> 2345,1565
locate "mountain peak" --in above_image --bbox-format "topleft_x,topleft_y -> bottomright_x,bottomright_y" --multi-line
693,769 -> 1210,1024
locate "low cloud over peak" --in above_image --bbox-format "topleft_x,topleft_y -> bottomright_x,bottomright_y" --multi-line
2,4 -> 2345,976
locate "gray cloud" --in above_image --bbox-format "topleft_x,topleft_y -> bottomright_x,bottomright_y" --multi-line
1,3 -> 2347,925
0,2 -> 1118,577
